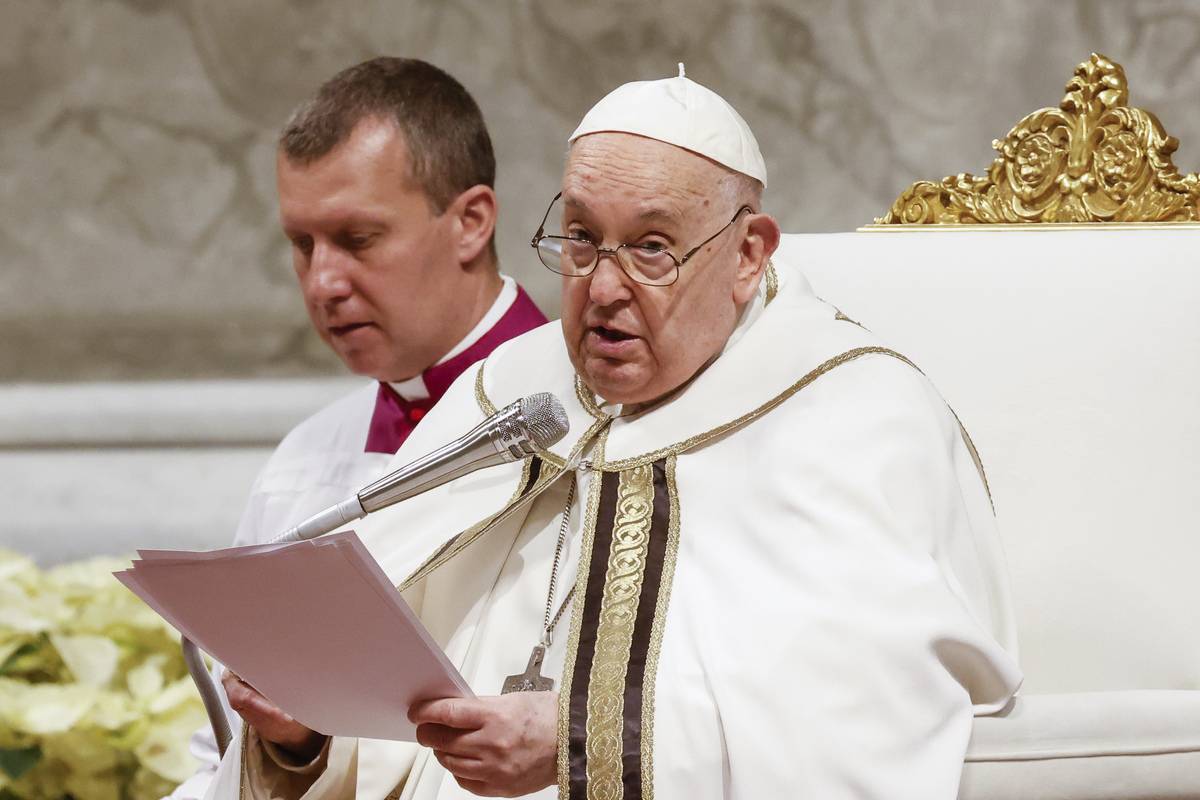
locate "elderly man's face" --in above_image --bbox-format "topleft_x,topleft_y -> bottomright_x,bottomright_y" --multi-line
560,133 -> 767,406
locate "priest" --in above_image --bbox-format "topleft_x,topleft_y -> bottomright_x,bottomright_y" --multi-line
169,58 -> 546,800
209,67 -> 1022,800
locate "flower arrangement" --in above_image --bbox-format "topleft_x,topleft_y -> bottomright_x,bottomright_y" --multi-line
0,549 -> 205,800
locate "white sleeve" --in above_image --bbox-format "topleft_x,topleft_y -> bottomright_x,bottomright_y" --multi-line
710,358 -> 1022,799
165,454 -> 275,800
161,725 -> 220,800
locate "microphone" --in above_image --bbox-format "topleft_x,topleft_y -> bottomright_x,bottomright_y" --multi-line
270,392 -> 569,543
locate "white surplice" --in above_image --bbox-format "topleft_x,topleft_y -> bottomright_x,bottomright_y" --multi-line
208,259 -> 1022,800
173,280 -> 529,800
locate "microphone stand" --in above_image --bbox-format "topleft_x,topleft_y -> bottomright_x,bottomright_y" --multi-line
182,637 -> 232,756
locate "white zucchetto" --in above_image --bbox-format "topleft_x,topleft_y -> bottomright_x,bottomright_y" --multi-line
568,63 -> 768,187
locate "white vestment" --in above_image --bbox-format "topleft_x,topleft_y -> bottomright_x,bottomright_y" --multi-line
173,279 -> 533,800
208,261 -> 1022,800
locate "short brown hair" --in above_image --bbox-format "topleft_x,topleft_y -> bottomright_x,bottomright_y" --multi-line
279,57 -> 496,215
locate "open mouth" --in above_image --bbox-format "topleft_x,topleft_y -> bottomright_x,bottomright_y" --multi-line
329,322 -> 371,337
593,325 -> 635,342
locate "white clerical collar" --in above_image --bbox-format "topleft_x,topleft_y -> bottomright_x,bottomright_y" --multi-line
590,268 -> 773,417
390,274 -> 518,402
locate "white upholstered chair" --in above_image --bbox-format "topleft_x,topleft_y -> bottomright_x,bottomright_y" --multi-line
786,53 -> 1200,800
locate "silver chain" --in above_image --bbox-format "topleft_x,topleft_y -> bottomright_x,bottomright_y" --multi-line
539,476 -> 577,648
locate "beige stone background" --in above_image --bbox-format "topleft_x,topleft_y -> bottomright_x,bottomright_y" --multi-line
2,0 -> 1199,383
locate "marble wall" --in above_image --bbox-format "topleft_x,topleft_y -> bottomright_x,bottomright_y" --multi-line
2,0 -> 1199,383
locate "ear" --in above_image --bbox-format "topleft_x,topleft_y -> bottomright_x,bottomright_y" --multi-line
732,212 -> 781,305
449,184 -> 498,267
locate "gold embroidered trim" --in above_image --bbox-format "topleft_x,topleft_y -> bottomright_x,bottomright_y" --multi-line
395,455 -> 537,592
585,463 -> 655,798
575,372 -> 608,422
640,455 -> 680,798
475,357 -> 613,472
949,407 -> 994,511
542,413 -> 613,472
402,363 -> 616,591
479,346 -> 919,470
238,720 -> 249,800
473,340 -> 992,507
763,258 -> 779,306
475,364 -> 497,416
557,430 -> 608,799
595,347 -> 918,470
833,308 -> 865,328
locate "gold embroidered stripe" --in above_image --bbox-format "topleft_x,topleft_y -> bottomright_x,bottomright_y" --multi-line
558,431 -> 608,799
565,458 -> 675,800
618,459 -> 673,800
566,467 -> 621,799
638,456 -> 680,794
584,464 -> 653,799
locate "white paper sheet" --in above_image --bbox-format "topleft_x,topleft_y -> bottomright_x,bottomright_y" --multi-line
115,531 -> 471,741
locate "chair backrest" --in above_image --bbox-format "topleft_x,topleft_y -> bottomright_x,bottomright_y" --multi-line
784,227 -> 1200,694
780,53 -> 1200,694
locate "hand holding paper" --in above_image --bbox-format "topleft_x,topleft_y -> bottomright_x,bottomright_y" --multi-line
221,669 -> 326,759
410,692 -> 558,796
115,531 -> 471,742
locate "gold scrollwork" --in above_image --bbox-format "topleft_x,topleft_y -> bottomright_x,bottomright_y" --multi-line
876,53 -> 1200,224
584,464 -> 655,799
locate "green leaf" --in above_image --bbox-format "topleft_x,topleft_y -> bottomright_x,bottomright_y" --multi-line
0,745 -> 41,780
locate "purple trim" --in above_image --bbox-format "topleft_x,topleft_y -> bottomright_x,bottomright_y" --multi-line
362,285 -> 548,454
422,286 -> 548,399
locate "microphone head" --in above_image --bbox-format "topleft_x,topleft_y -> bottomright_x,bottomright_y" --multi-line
520,392 -> 570,449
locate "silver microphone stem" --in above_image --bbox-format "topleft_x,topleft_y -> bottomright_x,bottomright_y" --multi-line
271,497 -> 367,544
268,399 -> 534,543
358,400 -> 535,512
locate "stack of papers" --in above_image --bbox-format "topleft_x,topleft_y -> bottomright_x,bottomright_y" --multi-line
115,532 -> 470,741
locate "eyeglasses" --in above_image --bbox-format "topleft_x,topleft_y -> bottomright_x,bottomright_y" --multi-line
530,192 -> 752,287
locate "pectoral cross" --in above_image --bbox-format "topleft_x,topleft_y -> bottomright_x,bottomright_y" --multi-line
501,645 -> 555,693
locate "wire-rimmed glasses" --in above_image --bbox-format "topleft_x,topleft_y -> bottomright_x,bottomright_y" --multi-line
530,192 -> 752,287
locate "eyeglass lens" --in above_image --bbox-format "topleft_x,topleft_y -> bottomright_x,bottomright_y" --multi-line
535,237 -> 678,286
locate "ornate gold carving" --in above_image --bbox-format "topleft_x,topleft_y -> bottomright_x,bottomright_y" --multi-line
877,53 -> 1200,224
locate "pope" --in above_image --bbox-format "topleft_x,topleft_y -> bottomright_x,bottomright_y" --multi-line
207,66 -> 1021,800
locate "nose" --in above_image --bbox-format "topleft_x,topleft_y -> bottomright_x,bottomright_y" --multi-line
304,241 -> 353,306
587,251 -> 634,306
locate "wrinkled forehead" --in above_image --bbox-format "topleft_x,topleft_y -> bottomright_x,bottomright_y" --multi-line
562,132 -> 728,222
